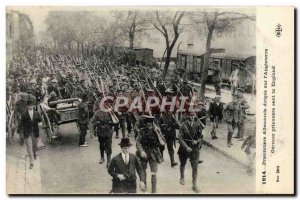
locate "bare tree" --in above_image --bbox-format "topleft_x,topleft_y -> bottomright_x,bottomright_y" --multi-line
191,10 -> 255,100
151,10 -> 185,80
111,10 -> 149,49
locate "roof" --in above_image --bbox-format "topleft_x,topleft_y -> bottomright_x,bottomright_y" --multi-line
178,50 -> 255,60
133,47 -> 153,51
210,53 -> 255,60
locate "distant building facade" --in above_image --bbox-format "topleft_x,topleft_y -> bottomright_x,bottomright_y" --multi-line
6,10 -> 34,63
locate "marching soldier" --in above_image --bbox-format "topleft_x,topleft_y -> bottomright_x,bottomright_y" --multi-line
136,115 -> 165,193
77,92 -> 90,147
159,109 -> 179,167
48,79 -> 62,98
90,102 -> 114,167
178,113 -> 203,193
114,89 -> 131,138
180,79 -> 193,97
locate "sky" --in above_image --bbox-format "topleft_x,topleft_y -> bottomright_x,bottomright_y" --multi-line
6,6 -> 256,56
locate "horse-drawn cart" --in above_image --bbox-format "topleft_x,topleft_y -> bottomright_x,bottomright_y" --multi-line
40,98 -> 81,144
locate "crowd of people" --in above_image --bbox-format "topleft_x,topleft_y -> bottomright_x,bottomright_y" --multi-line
6,46 -> 255,194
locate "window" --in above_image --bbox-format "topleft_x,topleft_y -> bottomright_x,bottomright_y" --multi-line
187,55 -> 193,71
195,57 -> 202,72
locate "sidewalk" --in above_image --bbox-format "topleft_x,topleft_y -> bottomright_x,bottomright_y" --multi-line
6,136 -> 42,194
201,116 -> 255,168
190,82 -> 256,115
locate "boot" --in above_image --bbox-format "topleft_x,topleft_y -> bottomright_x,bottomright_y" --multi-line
151,175 -> 157,193
115,129 -> 119,138
170,152 -> 178,167
180,165 -> 185,185
106,153 -> 111,168
192,168 -> 200,193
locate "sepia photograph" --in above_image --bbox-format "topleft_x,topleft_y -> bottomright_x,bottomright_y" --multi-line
5,6 -> 293,195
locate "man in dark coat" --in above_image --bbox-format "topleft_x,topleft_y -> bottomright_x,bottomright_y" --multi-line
108,138 -> 146,193
208,95 -> 223,139
19,98 -> 42,169
14,92 -> 28,145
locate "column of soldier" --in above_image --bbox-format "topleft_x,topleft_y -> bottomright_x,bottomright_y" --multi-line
7,47 -> 249,194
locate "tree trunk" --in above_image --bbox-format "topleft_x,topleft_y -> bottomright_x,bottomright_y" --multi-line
199,28 -> 214,101
77,42 -> 80,56
81,43 -> 84,56
129,32 -> 134,49
68,41 -> 71,50
162,49 -> 172,80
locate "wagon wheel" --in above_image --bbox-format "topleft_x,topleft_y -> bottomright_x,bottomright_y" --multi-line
41,111 -> 53,144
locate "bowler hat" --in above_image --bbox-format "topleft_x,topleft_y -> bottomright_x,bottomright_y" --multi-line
119,137 -> 133,148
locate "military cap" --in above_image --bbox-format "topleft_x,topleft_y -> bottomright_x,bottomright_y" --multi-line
146,88 -> 155,92
141,115 -> 155,123
51,79 -> 58,83
19,92 -> 28,97
232,93 -> 238,97
50,91 -> 57,97
215,94 -> 221,99
165,88 -> 174,94
80,92 -> 88,100
30,79 -> 37,84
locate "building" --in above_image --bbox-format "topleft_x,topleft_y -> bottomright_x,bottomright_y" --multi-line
6,10 -> 34,63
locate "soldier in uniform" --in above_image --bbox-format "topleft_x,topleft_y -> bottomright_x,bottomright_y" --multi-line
48,79 -> 62,98
178,113 -> 203,193
234,90 -> 249,141
77,92 -> 90,147
210,60 -> 222,96
136,115 -> 165,193
224,94 -> 241,147
180,80 -> 193,98
90,102 -> 114,167
115,89 -> 130,138
159,109 -> 179,167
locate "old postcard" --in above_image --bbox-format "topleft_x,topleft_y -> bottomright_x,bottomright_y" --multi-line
6,6 -> 294,194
